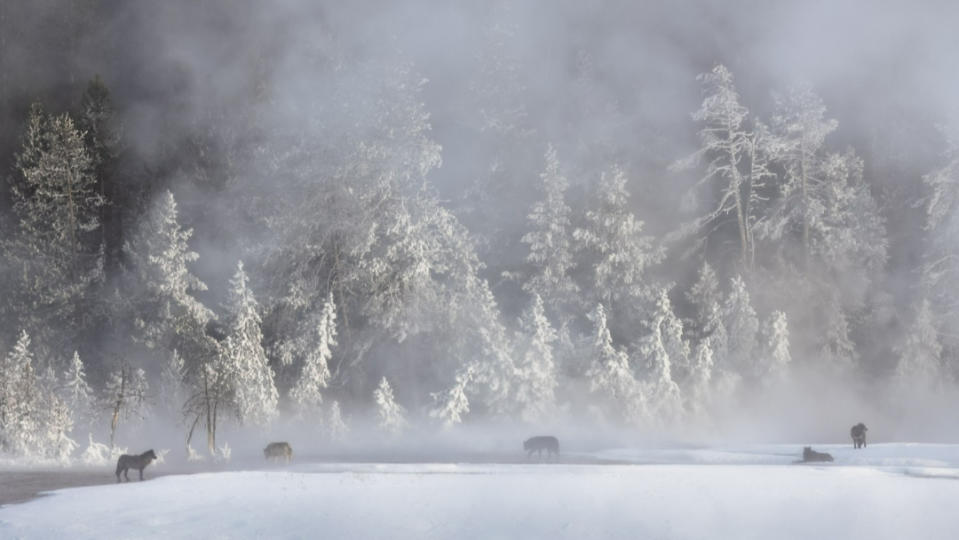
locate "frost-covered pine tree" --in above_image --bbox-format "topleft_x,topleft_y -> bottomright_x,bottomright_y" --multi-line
3,104 -> 106,357
512,294 -> 558,423
123,190 -> 214,353
373,377 -> 407,435
768,83 -> 838,268
585,304 -> 645,423
686,339 -> 714,417
674,65 -> 756,268
895,299 -> 942,385
685,261 -> 722,341
820,296 -> 857,373
574,166 -> 664,326
35,365 -> 76,461
290,292 -> 335,413
62,351 -> 95,428
723,276 -> 758,379
761,311 -> 791,384
814,150 -> 887,285
430,365 -> 474,428
635,289 -> 684,422
658,289 -> 691,385
327,401 -> 349,441
521,145 -> 579,320
701,300 -> 729,370
0,331 -> 40,456
222,261 -> 278,426
456,274 -> 518,418
923,127 -> 959,354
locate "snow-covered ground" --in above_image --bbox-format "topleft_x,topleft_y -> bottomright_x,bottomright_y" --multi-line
2,443 -> 958,539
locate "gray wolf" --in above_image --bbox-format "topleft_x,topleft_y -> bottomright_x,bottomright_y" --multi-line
116,449 -> 158,482
523,436 -> 559,459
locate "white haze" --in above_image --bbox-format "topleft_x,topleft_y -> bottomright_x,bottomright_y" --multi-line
1,0 -> 959,464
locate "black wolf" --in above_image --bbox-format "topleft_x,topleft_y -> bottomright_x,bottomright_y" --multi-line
116,449 -> 158,482
850,423 -> 868,449
802,446 -> 833,463
523,436 -> 559,459
264,442 -> 293,463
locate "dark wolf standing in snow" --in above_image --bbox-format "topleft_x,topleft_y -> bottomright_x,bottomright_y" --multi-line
524,436 -> 559,459
801,446 -> 833,462
264,442 -> 293,463
116,449 -> 158,482
850,423 -> 868,449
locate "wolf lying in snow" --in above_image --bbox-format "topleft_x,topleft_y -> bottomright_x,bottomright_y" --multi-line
801,446 -> 833,463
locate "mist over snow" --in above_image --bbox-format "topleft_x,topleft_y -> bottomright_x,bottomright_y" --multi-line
1,0 -> 959,468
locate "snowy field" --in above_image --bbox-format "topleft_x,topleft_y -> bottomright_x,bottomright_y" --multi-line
2,443 -> 959,539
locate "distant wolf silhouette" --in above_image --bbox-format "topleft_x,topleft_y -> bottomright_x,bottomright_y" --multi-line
524,436 -> 559,459
264,442 -> 293,462
116,449 -> 157,482
802,446 -> 833,462
850,423 -> 868,449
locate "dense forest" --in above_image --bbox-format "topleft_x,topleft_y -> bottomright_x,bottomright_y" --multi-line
1,0 -> 958,462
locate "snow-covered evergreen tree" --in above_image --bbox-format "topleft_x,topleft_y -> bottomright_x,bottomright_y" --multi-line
686,339 -> 714,417
635,289 -> 684,422
674,65 -> 756,268
455,274 -> 518,418
373,377 -> 407,435
922,126 -> 959,353
723,276 -> 758,378
813,150 -> 888,286
222,261 -> 278,426
2,104 -> 106,357
327,401 -> 349,441
701,300 -> 729,371
123,190 -> 214,354
585,304 -> 645,423
685,261 -> 722,341
767,83 -> 838,268
521,145 -> 579,320
895,299 -> 942,385
574,166 -> 664,328
761,311 -> 791,384
62,351 -> 95,428
0,331 -> 40,456
35,366 -> 76,461
820,296 -> 857,373
290,292 -> 335,413
512,294 -> 558,423
658,289 -> 691,385
430,365 -> 474,428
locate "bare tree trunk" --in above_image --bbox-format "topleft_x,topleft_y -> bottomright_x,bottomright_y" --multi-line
800,143 -> 810,271
728,145 -> 749,270
109,368 -> 126,449
204,370 -> 215,455
185,414 -> 200,453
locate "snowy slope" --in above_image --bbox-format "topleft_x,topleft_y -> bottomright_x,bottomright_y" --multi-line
584,442 -> 959,468
2,448 -> 959,540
